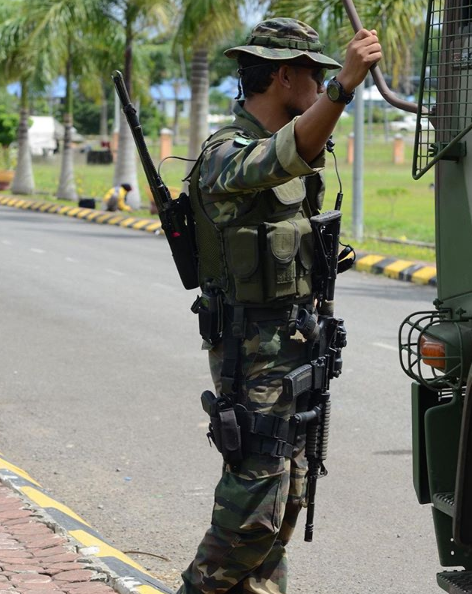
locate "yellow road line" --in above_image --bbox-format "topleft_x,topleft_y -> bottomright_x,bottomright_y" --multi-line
21,487 -> 90,526
107,215 -> 125,225
0,457 -> 41,486
131,219 -> 153,229
145,222 -> 162,233
85,211 -> 101,220
355,254 -> 385,272
119,217 -> 138,227
95,213 -> 113,223
412,266 -> 437,284
70,530 -> 155,578
383,259 -> 416,279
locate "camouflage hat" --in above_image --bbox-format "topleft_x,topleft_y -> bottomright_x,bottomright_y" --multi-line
225,18 -> 341,69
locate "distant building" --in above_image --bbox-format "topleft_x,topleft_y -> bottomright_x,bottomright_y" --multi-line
150,80 -> 191,120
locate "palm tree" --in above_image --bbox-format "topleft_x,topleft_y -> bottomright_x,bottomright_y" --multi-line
26,0 -> 115,201
98,0 -> 170,210
0,0 -> 51,195
264,0 -> 427,87
174,0 -> 242,169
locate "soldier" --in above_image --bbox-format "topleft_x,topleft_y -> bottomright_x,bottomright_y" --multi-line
179,18 -> 382,594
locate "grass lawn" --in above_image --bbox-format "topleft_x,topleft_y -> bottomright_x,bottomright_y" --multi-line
3,120 -> 436,263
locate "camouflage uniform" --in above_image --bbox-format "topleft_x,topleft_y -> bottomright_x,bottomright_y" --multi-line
178,19 -> 341,594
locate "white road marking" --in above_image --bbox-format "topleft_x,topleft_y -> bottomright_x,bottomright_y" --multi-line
30,248 -> 45,254
105,269 -> 124,276
373,341 -> 398,352
2,240 -> 12,245
65,257 -> 78,263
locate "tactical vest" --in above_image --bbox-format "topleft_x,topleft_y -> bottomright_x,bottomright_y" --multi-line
189,115 -> 324,307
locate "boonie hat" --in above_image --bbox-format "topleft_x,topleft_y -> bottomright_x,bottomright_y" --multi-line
225,17 -> 341,70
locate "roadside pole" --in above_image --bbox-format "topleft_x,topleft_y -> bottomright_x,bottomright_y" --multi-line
352,80 -> 365,241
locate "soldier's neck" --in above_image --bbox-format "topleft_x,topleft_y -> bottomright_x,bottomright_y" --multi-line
244,96 -> 290,133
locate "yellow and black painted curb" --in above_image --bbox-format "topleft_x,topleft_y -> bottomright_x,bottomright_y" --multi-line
354,252 -> 437,286
0,453 -> 173,594
1,194 -> 437,286
0,195 -> 163,235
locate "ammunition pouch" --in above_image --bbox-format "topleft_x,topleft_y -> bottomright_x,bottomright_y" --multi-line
224,218 -> 314,305
201,391 -> 297,463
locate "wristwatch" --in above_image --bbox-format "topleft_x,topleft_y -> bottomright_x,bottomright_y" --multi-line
326,77 -> 355,105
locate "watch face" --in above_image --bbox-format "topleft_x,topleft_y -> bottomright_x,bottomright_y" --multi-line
327,80 -> 341,102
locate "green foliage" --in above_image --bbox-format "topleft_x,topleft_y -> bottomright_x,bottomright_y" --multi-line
377,186 -> 409,217
0,106 -> 19,169
140,103 -> 167,137
208,26 -> 249,85
175,0 -> 241,50
0,107 -> 18,146
264,0 -> 428,85
63,93 -> 100,134
209,89 -> 231,114
0,87 -> 18,112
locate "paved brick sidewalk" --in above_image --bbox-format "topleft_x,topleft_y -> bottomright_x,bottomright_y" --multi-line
0,486 -> 115,594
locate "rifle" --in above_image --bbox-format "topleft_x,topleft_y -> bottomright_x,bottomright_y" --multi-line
283,210 -> 348,542
111,70 -> 199,290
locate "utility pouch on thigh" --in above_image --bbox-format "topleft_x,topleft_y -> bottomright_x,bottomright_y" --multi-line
201,391 -> 243,463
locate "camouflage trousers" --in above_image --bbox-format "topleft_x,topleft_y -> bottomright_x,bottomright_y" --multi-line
178,320 -> 310,594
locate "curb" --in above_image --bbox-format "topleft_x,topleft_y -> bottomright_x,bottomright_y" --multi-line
0,453 -> 174,594
0,195 -> 163,235
0,194 -> 437,286
354,252 -> 437,286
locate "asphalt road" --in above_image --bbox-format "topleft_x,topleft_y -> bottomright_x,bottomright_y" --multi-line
0,205 -> 441,593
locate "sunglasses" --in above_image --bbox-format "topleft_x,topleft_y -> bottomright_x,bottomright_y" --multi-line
292,64 -> 327,86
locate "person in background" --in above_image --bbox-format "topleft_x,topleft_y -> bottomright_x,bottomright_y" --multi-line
103,183 -> 133,212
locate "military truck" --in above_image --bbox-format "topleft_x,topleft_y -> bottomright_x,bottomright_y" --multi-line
344,0 -> 472,590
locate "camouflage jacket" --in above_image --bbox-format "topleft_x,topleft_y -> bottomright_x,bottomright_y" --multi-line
198,101 -> 326,226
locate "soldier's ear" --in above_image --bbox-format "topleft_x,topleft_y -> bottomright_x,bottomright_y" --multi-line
275,64 -> 292,89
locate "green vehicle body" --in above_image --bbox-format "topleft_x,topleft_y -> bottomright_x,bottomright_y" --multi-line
367,0 -> 472,589
342,0 -> 472,589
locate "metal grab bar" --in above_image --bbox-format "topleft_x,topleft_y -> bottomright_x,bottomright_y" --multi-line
342,0 -> 426,115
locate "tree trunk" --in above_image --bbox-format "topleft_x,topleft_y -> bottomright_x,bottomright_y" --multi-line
112,17 -> 141,209
113,109 -> 140,209
172,81 -> 180,138
57,112 -> 77,200
186,47 -> 209,172
11,80 -> 35,195
99,81 -> 109,140
57,49 -> 77,200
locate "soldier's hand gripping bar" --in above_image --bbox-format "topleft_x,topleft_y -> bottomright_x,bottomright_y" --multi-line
112,70 -> 199,290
